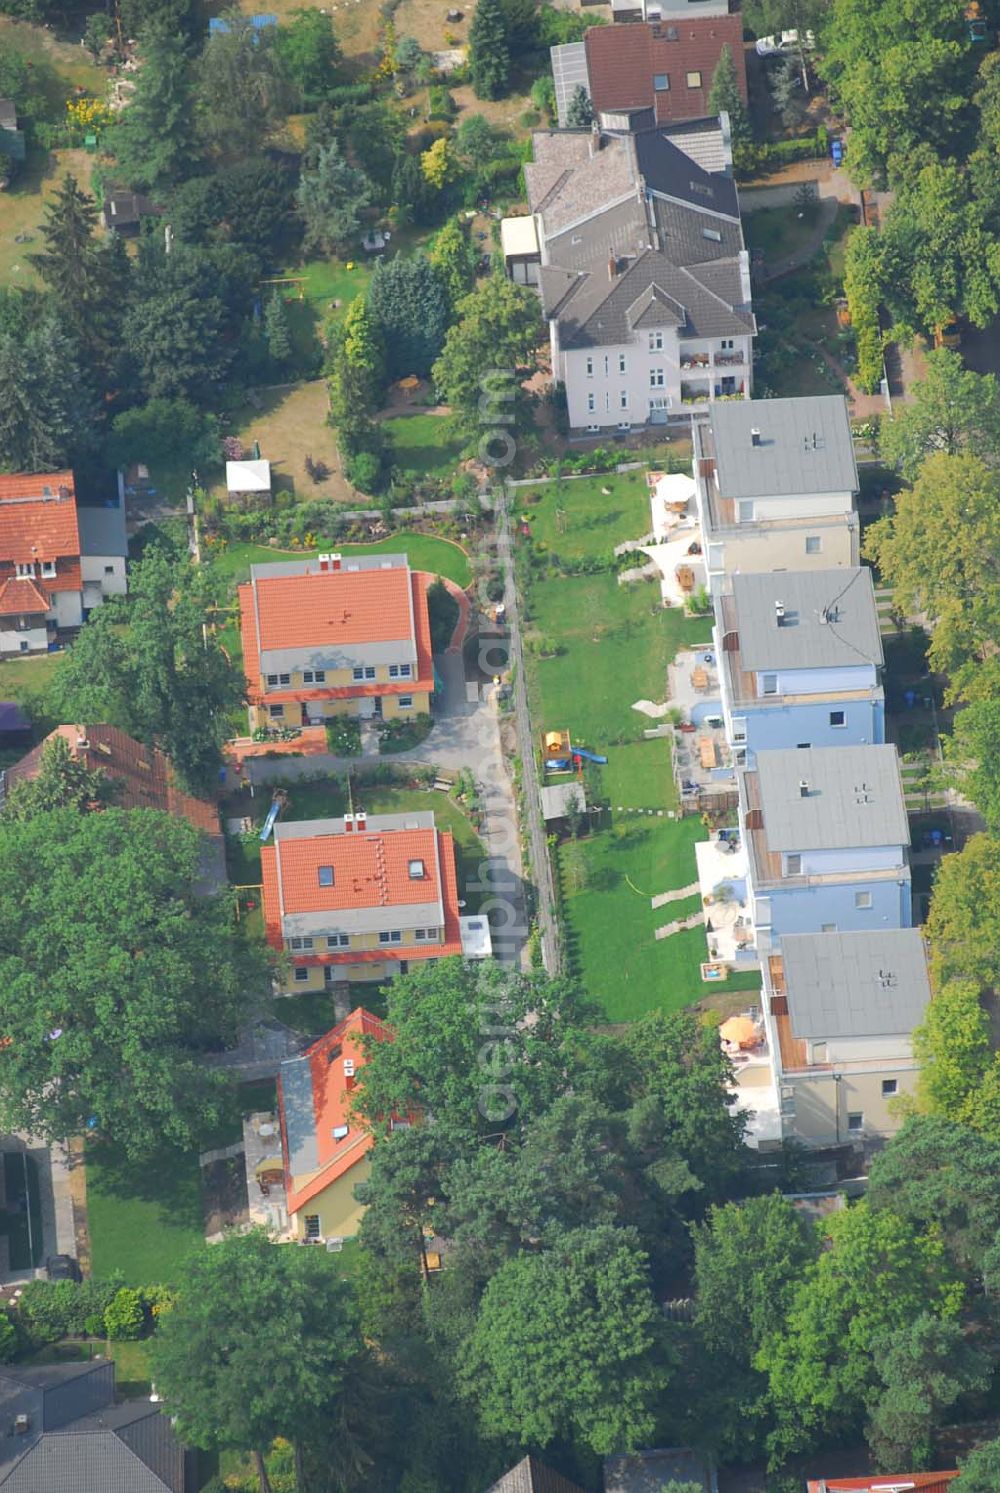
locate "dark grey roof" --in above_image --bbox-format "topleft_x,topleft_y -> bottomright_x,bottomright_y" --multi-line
634,125 -> 739,217
486,1455 -> 587,1493
550,41 -> 590,128
279,1051 -> 318,1176
0,1432 -> 172,1492
730,568 -> 883,672
0,100 -> 16,131
753,745 -> 908,851
605,1447 -> 713,1493
660,116 -> 730,174
78,502 -> 128,559
0,702 -> 29,733
781,928 -> 931,1040
710,396 -> 858,499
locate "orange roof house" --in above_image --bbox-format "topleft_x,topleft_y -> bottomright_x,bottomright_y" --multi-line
0,472 -> 84,648
237,553 -> 434,730
276,1007 -> 391,1240
806,1475 -> 959,1492
262,809 -> 463,991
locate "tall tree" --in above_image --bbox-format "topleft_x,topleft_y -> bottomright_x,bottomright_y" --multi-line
431,275 -> 541,448
955,1438 -> 1000,1491
275,7 -> 341,108
942,699 -> 1000,831
0,807 -> 262,1158
865,1313 -> 988,1471
863,451 -> 1000,682
0,291 -> 98,471
911,980 -> 1000,1138
29,173 -> 127,379
468,0 -> 510,101
52,543 -> 242,792
197,8 -> 291,158
263,291 -> 292,367
2,735 -> 116,821
106,30 -> 199,193
706,44 -> 750,147
756,1202 -> 963,1461
367,254 -> 451,379
565,84 -> 594,129
878,347 -> 1000,480
296,140 -> 373,256
924,833 -> 1000,990
151,1230 -> 363,1493
457,1225 -> 669,1456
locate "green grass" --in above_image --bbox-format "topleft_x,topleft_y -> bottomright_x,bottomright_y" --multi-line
602,738 -> 676,810
87,1142 -> 204,1286
383,414 -> 466,477
208,532 -> 472,591
743,203 -> 825,261
514,470 -> 653,562
24,1337 -> 154,1396
526,572 -> 706,748
558,820 -> 761,1022
275,982 -> 388,1036
0,651 -> 61,717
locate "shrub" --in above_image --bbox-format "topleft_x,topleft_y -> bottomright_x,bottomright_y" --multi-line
103,1287 -> 146,1341
326,717 -> 362,755
345,450 -> 386,494
17,1277 -> 123,1342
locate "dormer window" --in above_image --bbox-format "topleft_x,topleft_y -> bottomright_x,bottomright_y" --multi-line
408,859 -> 426,880
15,563 -> 34,578
40,561 -> 56,578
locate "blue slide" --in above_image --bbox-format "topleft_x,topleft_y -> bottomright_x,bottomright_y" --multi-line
572,747 -> 608,764
259,799 -> 282,841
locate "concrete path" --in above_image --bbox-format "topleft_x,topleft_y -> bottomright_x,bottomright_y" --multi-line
651,881 -> 700,909
654,910 -> 705,941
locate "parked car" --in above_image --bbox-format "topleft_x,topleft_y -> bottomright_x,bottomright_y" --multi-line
45,1255 -> 81,1282
755,28 -> 816,55
831,138 -> 844,167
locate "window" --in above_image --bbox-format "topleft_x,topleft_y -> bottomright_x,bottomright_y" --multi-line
587,392 -> 596,412
302,669 -> 326,684
327,934 -> 349,948
304,1215 -> 321,1239
415,928 -> 427,941
649,396 -> 668,411
785,853 -> 802,875
408,858 -> 426,880
104,564 -> 115,576
586,356 -> 594,376
379,930 -> 403,945
18,641 -> 27,653
266,673 -> 279,687
720,338 -> 734,351
398,696 -> 413,710
399,663 -> 411,678
318,865 -> 334,887
14,563 -> 33,578
294,967 -> 309,983
352,667 -> 364,681
732,717 -> 747,743
40,561 -> 56,578
847,1112 -> 864,1133
364,666 -> 375,680
829,710 -> 846,727
269,704 -> 285,719
289,936 -> 314,951
805,535 -> 822,555
618,353 -> 627,373
278,673 -> 290,686
738,500 -> 754,522
653,72 -> 669,90
796,742 -> 810,749
762,673 -> 778,695
882,1079 -> 898,1097
603,355 -> 609,375
649,367 -> 665,387
855,891 -> 873,909
702,227 -> 722,243
648,330 -> 664,351
686,69 -> 702,87
821,922 -> 838,932
619,390 -> 629,410
389,665 -> 400,678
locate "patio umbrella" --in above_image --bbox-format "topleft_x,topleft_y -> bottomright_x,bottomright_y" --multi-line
720,1016 -> 758,1048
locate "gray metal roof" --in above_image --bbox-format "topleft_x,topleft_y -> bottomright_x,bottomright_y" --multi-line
77,502 -> 128,559
274,812 -> 435,841
710,396 -> 858,498
781,928 -> 931,1040
487,1456 -> 587,1493
283,898 -> 443,939
0,1432 -> 173,1492
550,42 -> 590,128
249,553 -> 410,581
754,745 -> 908,850
730,568 -> 883,672
279,1052 -> 318,1176
541,782 -> 586,821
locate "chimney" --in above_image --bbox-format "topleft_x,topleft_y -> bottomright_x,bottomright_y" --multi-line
343,1058 -> 356,1089
318,552 -> 330,571
750,427 -> 761,447
775,600 -> 785,624
608,253 -> 618,281
331,552 -> 342,571
57,484 -> 69,499
355,808 -> 367,832
798,780 -> 809,798
343,812 -> 354,833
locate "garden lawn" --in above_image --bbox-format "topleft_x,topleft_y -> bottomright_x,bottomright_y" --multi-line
743,203 -> 826,262
602,738 -> 676,810
513,469 -> 653,562
207,532 -> 472,591
217,380 -> 347,503
383,414 -> 465,478
0,147 -> 95,288
0,650 -> 61,712
526,572 -> 705,749
86,1142 -> 204,1286
558,820 -> 761,1023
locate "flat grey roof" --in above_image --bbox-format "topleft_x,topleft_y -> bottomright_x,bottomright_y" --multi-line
77,502 -> 127,558
782,928 -> 931,1039
731,567 -> 883,671
711,396 -> 858,499
754,745 -> 908,850
279,1053 -> 318,1176
273,811 -> 435,841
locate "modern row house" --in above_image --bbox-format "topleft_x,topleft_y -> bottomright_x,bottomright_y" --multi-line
504,115 -> 754,433
238,552 -> 434,731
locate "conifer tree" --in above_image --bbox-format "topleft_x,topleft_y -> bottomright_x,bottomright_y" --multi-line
469,0 -> 510,101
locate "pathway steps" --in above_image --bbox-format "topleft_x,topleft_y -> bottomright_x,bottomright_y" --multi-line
651,880 -> 700,909
654,910 -> 706,940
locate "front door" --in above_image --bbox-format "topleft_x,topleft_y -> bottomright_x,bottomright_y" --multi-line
373,697 -> 383,720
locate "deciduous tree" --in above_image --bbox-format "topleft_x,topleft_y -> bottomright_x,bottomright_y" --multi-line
924,833 -> 1000,990
197,8 -> 291,158
865,1313 -> 988,1470
275,7 -> 341,108
431,275 -> 541,446
2,735 -> 116,821
0,808 -> 262,1157
955,1438 -> 1000,1491
878,347 -> 1000,480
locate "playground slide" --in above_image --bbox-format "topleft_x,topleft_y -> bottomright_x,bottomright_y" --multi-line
259,799 -> 282,841
572,747 -> 608,764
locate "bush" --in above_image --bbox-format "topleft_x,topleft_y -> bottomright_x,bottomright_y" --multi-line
0,1314 -> 16,1364
17,1277 -> 123,1343
103,1287 -> 146,1341
844,225 -> 884,393
345,450 -> 386,494
326,717 -> 362,755
428,85 -> 456,120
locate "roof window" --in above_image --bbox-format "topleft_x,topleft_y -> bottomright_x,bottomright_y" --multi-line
318,865 -> 334,887
408,859 -> 426,879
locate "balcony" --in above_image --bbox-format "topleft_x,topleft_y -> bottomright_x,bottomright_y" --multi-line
679,352 -> 711,370
714,351 -> 745,367
680,383 -> 711,406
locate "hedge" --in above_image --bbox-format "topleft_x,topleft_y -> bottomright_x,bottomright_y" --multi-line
843,225 -> 885,393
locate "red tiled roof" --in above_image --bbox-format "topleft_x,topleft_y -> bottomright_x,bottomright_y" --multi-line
5,724 -> 221,836
0,576 -> 49,617
0,473 -> 80,568
263,823 -> 455,920
253,563 -> 414,652
806,1476 -> 959,1492
585,17 -> 747,124
278,1007 -> 391,1213
240,569 -> 435,703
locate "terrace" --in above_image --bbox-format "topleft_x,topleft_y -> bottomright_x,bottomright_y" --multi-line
695,831 -> 758,967
243,1110 -> 289,1237
641,471 -> 706,608
718,1005 -> 782,1147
